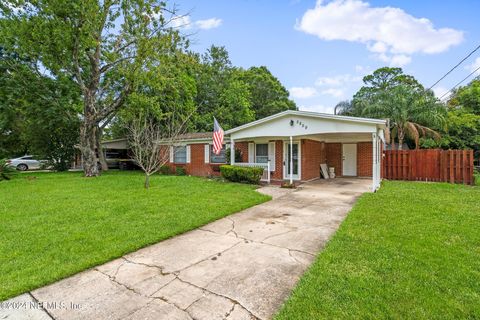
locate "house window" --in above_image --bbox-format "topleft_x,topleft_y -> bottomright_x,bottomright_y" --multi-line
174,146 -> 187,163
210,145 -> 226,163
255,144 -> 268,163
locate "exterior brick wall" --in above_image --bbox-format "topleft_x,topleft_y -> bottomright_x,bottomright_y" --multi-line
357,142 -> 373,177
164,143 -> 223,177
272,140 -> 284,180
301,139 -> 325,181
235,142 -> 249,163
326,143 -> 342,177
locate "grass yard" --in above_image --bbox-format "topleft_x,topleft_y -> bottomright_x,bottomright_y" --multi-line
276,181 -> 480,319
0,171 -> 270,301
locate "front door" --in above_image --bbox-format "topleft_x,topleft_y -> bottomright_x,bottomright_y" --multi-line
342,144 -> 357,176
283,142 -> 300,180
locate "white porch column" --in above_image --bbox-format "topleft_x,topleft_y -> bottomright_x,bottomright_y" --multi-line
372,132 -> 377,192
289,136 -> 293,184
230,137 -> 235,165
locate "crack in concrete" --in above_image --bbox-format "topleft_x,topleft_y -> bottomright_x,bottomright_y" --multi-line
28,292 -> 56,320
224,302 -> 236,319
260,227 -> 298,243
152,295 -> 194,319
176,276 -> 260,320
121,257 -> 170,276
226,217 -> 240,238
95,269 -> 194,320
175,241 -> 243,274
287,249 -> 314,266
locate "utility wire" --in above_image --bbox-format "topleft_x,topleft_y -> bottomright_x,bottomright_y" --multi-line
428,43 -> 480,90
439,65 -> 480,100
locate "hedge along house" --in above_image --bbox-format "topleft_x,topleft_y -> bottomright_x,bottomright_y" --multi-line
156,110 -> 386,192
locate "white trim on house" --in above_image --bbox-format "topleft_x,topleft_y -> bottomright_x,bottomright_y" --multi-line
204,145 -> 210,163
225,110 -> 386,135
283,140 -> 301,181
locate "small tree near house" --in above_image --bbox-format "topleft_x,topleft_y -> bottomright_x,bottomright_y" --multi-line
127,117 -> 165,189
126,114 -> 188,189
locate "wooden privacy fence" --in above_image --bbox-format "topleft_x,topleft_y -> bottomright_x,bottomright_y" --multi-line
383,149 -> 475,185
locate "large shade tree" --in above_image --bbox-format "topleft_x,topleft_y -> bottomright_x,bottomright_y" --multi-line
0,0 -> 186,176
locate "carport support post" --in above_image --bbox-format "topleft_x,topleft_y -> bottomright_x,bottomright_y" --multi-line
289,135 -> 293,185
372,132 -> 377,192
230,138 -> 235,165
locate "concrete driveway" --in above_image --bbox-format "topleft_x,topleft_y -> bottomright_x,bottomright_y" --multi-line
1,178 -> 371,320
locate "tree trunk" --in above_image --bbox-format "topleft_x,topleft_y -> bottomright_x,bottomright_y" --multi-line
96,126 -> 109,171
398,127 -> 405,150
144,174 -> 150,189
80,119 -> 100,177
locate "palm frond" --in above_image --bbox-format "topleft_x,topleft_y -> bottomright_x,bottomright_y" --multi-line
405,122 -> 420,149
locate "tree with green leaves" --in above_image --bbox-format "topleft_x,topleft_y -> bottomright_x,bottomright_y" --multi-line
362,84 -> 446,149
349,67 -> 424,117
240,66 -> 296,120
193,46 -> 254,131
0,0 -> 186,176
0,47 -> 81,168
448,79 -> 480,115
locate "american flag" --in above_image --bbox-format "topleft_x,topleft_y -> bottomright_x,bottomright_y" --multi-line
212,117 -> 224,155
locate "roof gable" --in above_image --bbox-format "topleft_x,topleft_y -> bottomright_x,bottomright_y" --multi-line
226,110 -> 385,140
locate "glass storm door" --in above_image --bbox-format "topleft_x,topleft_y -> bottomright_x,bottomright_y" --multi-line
284,142 -> 300,180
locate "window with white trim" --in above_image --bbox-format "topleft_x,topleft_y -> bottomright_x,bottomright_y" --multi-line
255,144 -> 268,163
210,145 -> 226,163
174,146 -> 187,163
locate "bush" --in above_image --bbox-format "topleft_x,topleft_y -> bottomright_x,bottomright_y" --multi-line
0,159 -> 17,181
159,165 -> 171,175
220,165 -> 264,184
474,169 -> 480,186
175,166 -> 186,176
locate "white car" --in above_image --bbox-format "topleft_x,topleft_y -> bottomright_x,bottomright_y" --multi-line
7,155 -> 47,171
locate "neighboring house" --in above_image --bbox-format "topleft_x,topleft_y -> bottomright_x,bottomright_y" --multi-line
101,110 -> 386,190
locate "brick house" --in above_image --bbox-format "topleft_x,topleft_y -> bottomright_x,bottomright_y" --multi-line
104,110 -> 386,191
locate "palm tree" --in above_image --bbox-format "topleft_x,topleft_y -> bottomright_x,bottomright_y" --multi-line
362,85 -> 446,150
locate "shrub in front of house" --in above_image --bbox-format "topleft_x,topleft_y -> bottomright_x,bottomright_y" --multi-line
159,165 -> 171,175
220,165 -> 264,184
0,159 -> 17,181
175,166 -> 186,176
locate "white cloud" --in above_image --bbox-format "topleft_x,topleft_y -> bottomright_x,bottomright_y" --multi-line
321,88 -> 344,98
195,18 -> 222,30
169,16 -> 222,30
297,0 -> 464,66
432,86 -> 449,99
354,65 -> 372,75
299,104 -> 335,114
169,15 -> 192,29
315,74 -> 361,86
466,57 -> 480,76
289,86 -> 318,99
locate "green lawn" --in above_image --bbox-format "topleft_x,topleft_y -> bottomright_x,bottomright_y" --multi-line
0,171 -> 270,301
276,181 -> 480,319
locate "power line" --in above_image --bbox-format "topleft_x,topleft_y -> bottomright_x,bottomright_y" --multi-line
439,65 -> 480,100
428,43 -> 480,90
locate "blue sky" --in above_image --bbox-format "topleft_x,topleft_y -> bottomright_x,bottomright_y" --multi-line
171,0 -> 480,113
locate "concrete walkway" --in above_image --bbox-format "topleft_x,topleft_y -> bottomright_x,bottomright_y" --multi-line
1,178 -> 371,320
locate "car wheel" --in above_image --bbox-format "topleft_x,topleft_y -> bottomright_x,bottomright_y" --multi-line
17,164 -> 28,171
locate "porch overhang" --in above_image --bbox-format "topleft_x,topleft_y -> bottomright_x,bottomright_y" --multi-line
226,110 -> 385,192
225,110 -> 386,140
